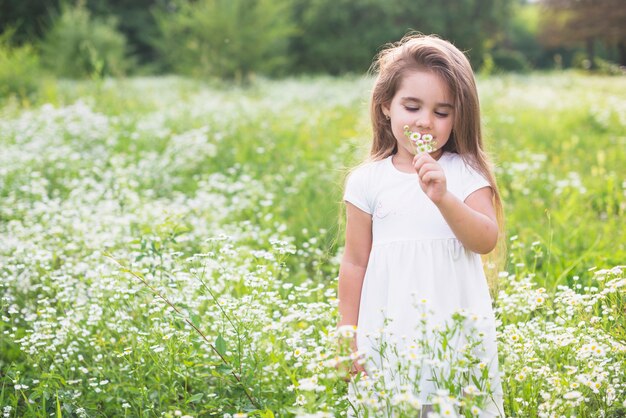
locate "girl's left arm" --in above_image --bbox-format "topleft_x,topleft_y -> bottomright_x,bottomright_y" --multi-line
435,187 -> 498,254
414,153 -> 498,254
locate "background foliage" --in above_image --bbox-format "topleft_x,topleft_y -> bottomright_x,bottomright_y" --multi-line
0,0 -> 624,94
40,1 -> 130,79
153,0 -> 294,80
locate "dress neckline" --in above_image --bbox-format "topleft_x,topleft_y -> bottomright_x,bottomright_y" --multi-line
387,152 -> 450,176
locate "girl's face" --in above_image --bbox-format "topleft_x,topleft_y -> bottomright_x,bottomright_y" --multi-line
382,70 -> 455,160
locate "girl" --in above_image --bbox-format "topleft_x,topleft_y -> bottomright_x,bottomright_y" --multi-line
338,34 -> 504,417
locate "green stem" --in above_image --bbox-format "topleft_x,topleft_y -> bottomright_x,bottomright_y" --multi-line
106,254 -> 260,409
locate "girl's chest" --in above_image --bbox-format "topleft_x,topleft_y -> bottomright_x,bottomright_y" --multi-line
372,179 -> 437,220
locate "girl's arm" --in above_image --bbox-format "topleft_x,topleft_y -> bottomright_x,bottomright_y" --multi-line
435,187 -> 498,254
338,203 -> 372,327
414,153 -> 498,254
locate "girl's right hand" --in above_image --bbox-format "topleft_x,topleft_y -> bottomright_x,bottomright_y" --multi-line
413,152 -> 448,204
346,338 -> 368,380
336,334 -> 367,380
349,355 -> 367,377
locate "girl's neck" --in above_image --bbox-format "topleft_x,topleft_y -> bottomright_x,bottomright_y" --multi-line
392,149 -> 445,168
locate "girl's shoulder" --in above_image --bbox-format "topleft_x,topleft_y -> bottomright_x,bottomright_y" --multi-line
346,156 -> 391,182
343,157 -> 392,214
441,152 -> 480,174
441,152 -> 491,200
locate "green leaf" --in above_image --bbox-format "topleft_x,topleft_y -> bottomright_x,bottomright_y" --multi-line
56,392 -> 62,418
188,392 -> 204,403
190,313 -> 201,329
215,334 -> 227,356
260,409 -> 275,418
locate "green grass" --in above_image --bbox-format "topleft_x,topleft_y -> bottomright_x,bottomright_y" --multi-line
0,72 -> 624,417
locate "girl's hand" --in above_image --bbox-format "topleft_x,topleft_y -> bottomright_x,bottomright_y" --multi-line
413,152 -> 447,203
340,359 -> 367,382
336,334 -> 367,381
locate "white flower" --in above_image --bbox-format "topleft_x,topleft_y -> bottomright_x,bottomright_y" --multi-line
564,390 -> 582,400
440,404 -> 458,417
337,325 -> 357,338
297,376 -> 324,392
463,384 -> 480,396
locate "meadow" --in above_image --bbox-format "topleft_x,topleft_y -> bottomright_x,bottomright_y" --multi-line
0,72 -> 625,417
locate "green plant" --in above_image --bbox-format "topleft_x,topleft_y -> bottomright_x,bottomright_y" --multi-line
40,0 -> 129,78
153,0 -> 294,81
0,28 -> 42,100
491,49 -> 531,73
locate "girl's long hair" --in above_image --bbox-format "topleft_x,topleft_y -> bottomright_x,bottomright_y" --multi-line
369,33 -> 505,286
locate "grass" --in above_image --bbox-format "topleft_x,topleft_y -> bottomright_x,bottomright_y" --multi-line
0,71 -> 625,417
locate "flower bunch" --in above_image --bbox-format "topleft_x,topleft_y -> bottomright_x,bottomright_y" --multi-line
404,125 -> 436,154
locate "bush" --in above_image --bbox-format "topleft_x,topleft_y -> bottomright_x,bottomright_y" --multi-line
593,57 -> 625,75
40,1 -> 129,78
0,29 -> 42,100
491,49 -> 532,73
153,0 -> 294,81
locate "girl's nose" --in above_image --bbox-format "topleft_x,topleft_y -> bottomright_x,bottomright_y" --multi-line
414,115 -> 432,130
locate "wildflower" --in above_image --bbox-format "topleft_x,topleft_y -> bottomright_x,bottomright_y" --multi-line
403,125 -> 437,154
297,376 -> 324,392
564,391 -> 582,400
463,385 -> 480,396
440,404 -> 457,417
3,406 -> 13,418
337,325 -> 357,338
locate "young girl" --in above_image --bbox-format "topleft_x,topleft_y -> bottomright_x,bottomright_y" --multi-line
338,34 -> 504,416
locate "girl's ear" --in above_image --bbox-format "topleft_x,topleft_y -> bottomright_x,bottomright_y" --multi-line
381,103 -> 390,118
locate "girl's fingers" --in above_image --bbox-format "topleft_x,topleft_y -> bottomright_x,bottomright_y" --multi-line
413,153 -> 437,172
420,171 -> 444,185
417,163 -> 441,179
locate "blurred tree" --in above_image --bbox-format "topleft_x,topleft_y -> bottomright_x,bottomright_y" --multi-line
289,0 -> 513,74
86,0 -> 163,67
0,0 -> 61,44
41,1 -> 129,78
540,0 -> 626,67
289,0 -> 400,74
499,1 -> 542,67
153,0 -> 295,80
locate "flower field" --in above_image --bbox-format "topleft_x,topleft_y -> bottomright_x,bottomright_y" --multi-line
1,73 -> 625,417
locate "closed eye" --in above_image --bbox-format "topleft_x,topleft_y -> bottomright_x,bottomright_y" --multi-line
404,106 -> 419,112
435,112 -> 449,117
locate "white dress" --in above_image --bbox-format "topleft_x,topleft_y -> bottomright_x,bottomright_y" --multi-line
344,152 -> 504,417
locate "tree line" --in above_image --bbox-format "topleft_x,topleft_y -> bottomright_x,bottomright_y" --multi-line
1,0 -> 624,85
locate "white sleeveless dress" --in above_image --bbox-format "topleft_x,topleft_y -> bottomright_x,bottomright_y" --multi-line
344,152 -> 504,417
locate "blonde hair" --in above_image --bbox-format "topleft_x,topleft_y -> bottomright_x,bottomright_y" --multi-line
369,33 -> 505,283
